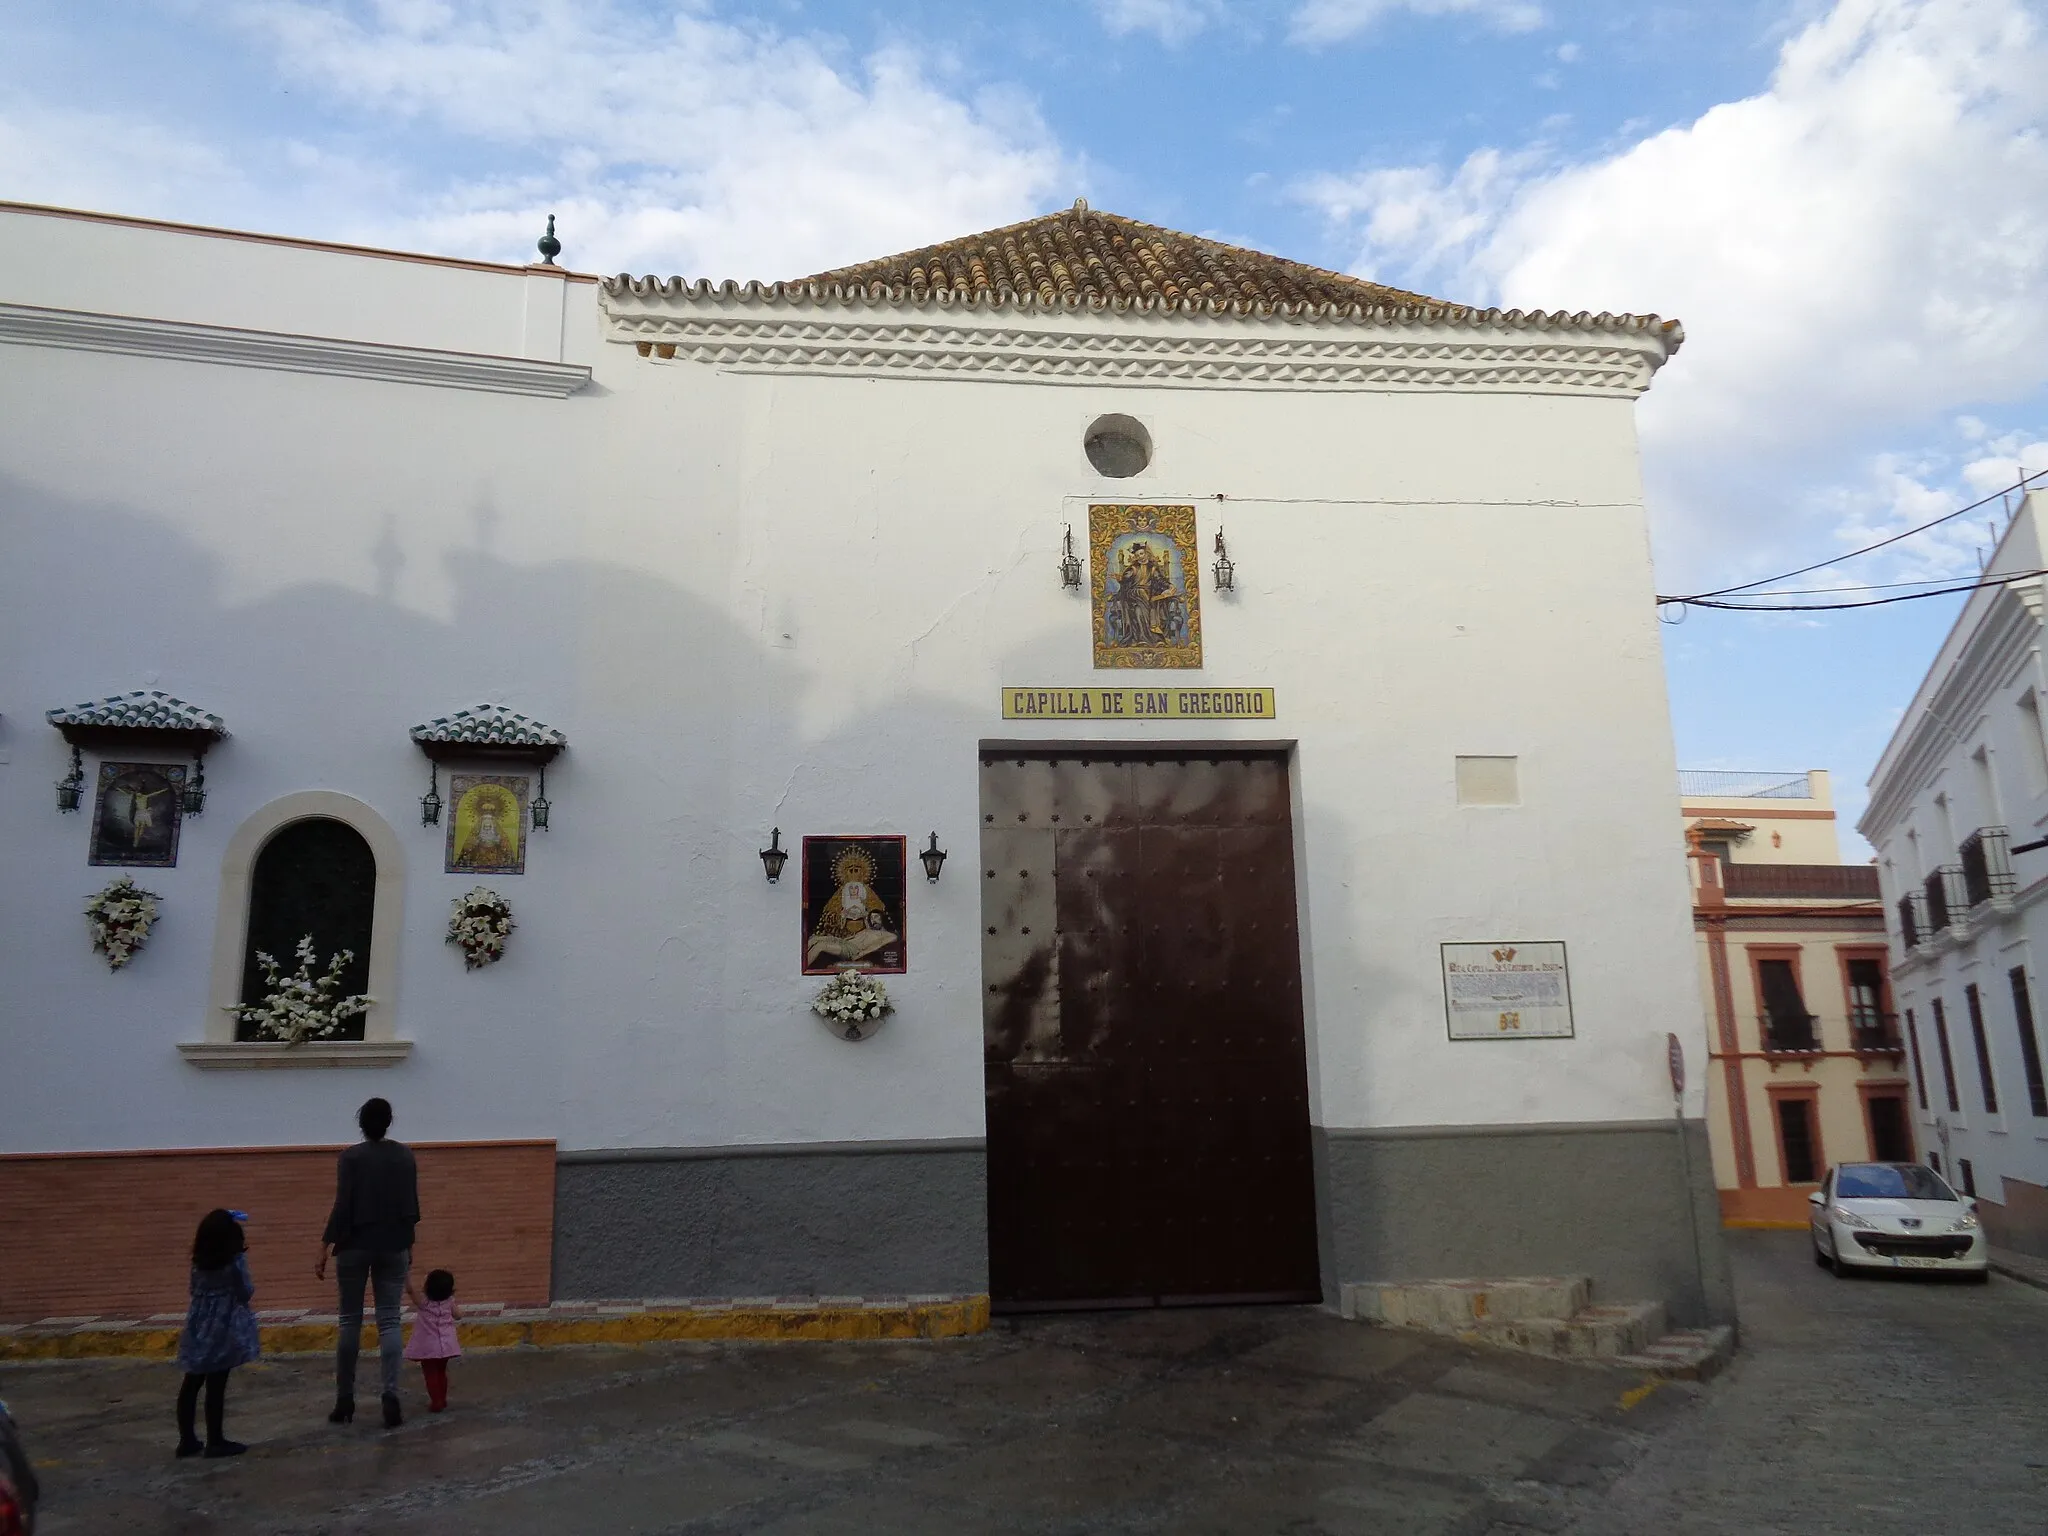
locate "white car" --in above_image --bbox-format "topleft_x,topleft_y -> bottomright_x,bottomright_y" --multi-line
1809,1162 -> 1988,1280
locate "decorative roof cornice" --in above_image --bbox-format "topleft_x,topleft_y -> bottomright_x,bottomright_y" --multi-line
47,691 -> 227,739
1860,577 -> 2043,840
410,705 -> 567,762
0,303 -> 592,398
597,300 -> 1680,398
599,203 -> 1680,397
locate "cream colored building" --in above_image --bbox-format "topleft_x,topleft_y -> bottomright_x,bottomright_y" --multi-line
1685,770 -> 1913,1224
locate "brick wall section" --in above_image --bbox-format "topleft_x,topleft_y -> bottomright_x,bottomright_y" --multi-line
0,1141 -> 554,1323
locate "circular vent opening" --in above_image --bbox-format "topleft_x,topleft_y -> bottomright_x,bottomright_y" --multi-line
1084,414 -> 1152,478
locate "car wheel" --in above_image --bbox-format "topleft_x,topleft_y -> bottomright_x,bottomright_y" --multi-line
1813,1240 -> 1832,1270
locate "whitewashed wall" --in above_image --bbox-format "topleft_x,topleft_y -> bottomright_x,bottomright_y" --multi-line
0,205 -> 1708,1156
1865,494 -> 2048,1204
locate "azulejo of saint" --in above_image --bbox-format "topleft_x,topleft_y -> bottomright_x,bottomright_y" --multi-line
1090,503 -> 1202,669
446,774 -> 527,875
803,837 -> 906,974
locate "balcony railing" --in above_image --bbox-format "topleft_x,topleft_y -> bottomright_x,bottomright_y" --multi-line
1897,893 -> 1922,949
1721,863 -> 1881,900
1960,827 -> 2017,907
1760,1012 -> 1821,1053
1849,1009 -> 1903,1053
1923,867 -> 1968,933
1678,770 -> 1813,799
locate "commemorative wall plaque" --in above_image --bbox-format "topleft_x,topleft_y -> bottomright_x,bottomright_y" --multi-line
1441,942 -> 1574,1040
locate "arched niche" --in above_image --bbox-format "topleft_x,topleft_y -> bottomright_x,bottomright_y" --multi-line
185,792 -> 409,1068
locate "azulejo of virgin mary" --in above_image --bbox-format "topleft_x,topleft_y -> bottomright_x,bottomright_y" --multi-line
802,836 -> 907,975
1090,503 -> 1202,669
446,774 -> 527,875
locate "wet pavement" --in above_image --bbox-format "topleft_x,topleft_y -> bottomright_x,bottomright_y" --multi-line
5,1230 -> 2046,1533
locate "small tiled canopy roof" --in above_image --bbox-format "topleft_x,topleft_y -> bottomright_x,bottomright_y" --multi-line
47,690 -> 227,739
410,705 -> 566,762
794,201 -> 1446,313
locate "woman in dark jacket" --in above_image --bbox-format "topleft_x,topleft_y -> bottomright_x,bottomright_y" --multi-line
315,1097 -> 419,1428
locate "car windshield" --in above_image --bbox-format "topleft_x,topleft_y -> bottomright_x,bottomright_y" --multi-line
1835,1164 -> 1956,1201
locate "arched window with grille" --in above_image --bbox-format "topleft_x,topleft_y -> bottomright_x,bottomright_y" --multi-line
237,818 -> 377,1041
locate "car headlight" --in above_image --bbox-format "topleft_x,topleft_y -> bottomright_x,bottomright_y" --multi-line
1832,1208 -> 1874,1228
1951,1213 -> 1980,1232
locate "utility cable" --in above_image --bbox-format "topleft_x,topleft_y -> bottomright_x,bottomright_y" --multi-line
1669,566 -> 2048,614
1664,468 -> 2043,604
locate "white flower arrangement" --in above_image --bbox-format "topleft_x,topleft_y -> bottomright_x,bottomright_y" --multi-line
811,968 -> 893,1038
84,877 -> 162,971
447,886 -> 515,969
224,934 -> 372,1045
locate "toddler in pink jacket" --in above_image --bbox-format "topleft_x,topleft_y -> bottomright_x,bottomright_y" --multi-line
403,1269 -> 462,1412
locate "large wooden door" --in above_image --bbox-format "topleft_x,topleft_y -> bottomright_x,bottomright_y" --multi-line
981,749 -> 1320,1310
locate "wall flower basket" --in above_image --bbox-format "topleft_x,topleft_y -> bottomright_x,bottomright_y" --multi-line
223,935 -> 372,1045
447,887 -> 515,969
811,968 -> 893,1041
84,876 -> 162,970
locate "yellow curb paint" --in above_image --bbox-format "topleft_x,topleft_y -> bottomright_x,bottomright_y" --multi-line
0,1297 -> 990,1363
1617,1378 -> 1663,1412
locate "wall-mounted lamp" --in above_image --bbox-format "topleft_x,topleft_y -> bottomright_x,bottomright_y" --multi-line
182,755 -> 207,816
55,745 -> 84,813
420,760 -> 443,826
1212,528 -> 1235,592
759,827 -> 789,883
529,762 -> 552,831
919,832 -> 948,882
1060,525 -> 1084,590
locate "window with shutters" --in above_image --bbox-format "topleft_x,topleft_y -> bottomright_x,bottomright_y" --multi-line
2010,967 -> 2048,1118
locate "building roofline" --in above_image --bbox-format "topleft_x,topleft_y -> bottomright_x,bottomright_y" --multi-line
0,200 -> 599,284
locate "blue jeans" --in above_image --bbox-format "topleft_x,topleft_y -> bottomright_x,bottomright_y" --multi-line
335,1248 -> 409,1398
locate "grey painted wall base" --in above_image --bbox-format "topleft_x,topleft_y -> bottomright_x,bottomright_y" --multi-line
1313,1119 -> 1737,1327
553,1140 -> 989,1300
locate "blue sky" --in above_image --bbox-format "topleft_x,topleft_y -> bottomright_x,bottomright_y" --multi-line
5,0 -> 2046,844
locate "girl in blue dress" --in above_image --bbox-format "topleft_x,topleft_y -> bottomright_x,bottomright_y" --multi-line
174,1209 -> 261,1459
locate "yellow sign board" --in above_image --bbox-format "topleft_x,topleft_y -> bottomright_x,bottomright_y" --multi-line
1001,686 -> 1276,721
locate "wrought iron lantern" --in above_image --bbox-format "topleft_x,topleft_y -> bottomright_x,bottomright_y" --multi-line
55,745 -> 85,813
420,761 -> 443,826
181,755 -> 207,815
1212,528 -> 1235,592
529,762 -> 552,831
919,832 -> 948,882
1060,525 -> 1084,590
759,828 -> 789,883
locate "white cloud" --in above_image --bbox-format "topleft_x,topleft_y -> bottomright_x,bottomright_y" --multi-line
1093,0 -> 1229,44
1289,0 -> 1545,46
0,2 -> 1068,280
1296,0 -> 2048,589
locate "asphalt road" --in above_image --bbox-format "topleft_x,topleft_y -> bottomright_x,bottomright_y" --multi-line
1576,1229 -> 2048,1536
3,1230 -> 2044,1534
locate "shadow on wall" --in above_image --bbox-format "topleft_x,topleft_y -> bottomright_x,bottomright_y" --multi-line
0,466 -> 1014,1307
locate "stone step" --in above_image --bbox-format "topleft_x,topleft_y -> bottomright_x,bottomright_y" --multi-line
1470,1300 -> 1667,1360
1609,1325 -> 1737,1381
1339,1275 -> 1592,1330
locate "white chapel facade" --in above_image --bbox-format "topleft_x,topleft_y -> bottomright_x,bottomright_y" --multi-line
0,197 -> 1732,1324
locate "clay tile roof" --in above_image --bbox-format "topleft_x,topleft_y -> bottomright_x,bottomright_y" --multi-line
793,200 -> 1448,313
46,690 -> 227,737
409,705 -> 567,750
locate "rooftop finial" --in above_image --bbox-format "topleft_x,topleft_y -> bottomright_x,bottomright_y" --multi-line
537,214 -> 561,266
1072,197 -> 1089,215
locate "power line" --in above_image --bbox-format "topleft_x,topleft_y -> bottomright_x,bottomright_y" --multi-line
1668,467 -> 2043,603
1667,566 -> 2048,613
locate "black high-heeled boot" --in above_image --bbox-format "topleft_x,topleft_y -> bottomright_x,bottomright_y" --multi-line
381,1392 -> 403,1428
328,1394 -> 355,1424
